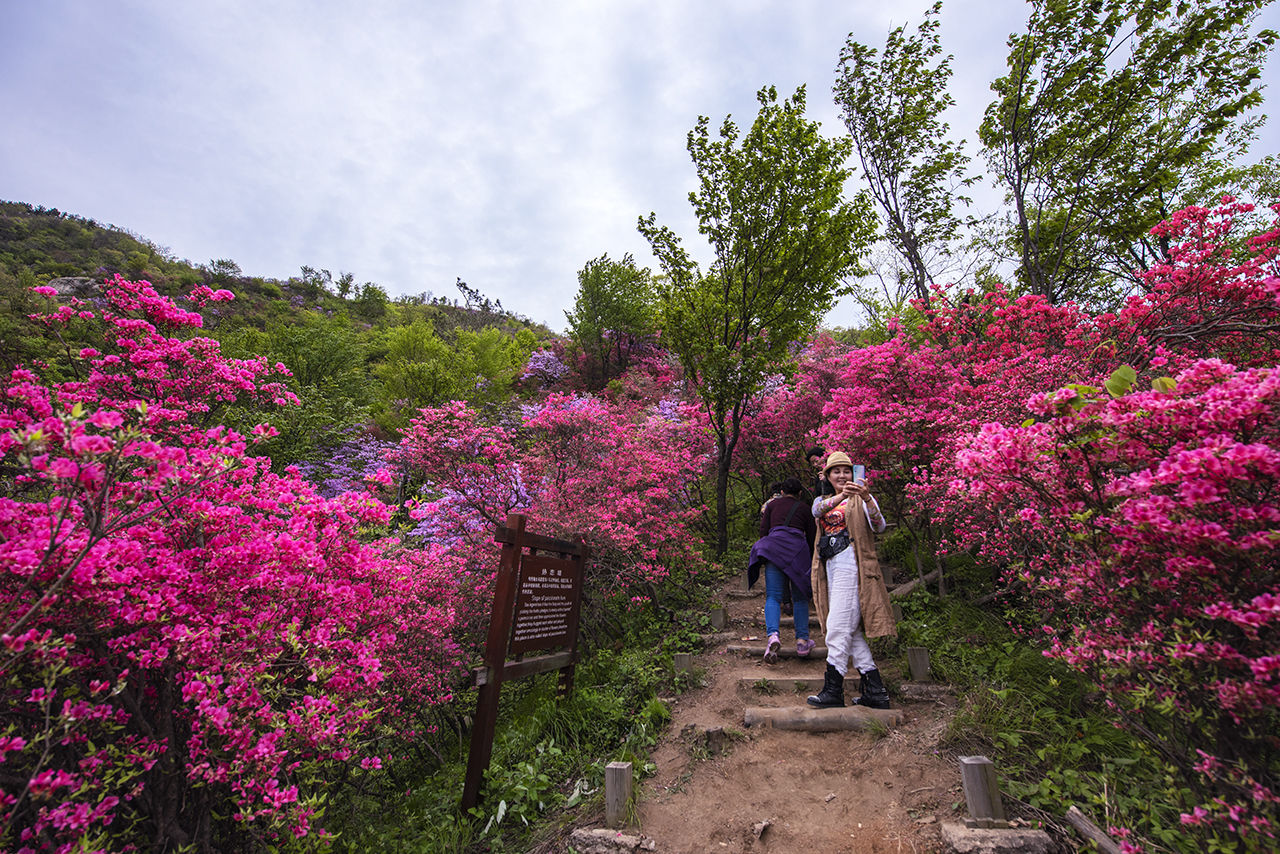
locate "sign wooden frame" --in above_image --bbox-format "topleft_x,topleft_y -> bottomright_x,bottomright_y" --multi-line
461,513 -> 588,810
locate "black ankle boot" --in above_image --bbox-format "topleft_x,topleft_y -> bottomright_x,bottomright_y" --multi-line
807,663 -> 845,708
851,668 -> 890,709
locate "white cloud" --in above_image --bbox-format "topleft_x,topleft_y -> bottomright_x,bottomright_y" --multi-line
0,0 -> 1275,330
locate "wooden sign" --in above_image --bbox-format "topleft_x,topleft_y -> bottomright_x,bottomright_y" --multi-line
461,513 -> 588,810
509,554 -> 580,654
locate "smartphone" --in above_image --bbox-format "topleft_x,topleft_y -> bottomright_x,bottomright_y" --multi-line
852,464 -> 865,484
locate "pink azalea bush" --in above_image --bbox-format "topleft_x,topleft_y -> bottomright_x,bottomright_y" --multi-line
806,201 -> 1279,848
943,360 -> 1280,849
734,334 -> 849,487
1101,198 -> 1280,370
1,279 -> 475,852
395,387 -> 713,616
809,284 -> 1111,580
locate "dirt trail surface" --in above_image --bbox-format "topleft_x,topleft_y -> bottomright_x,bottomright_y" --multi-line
632,580 -> 963,854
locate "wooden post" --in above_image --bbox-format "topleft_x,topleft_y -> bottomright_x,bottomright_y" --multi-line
605,761 -> 632,827
673,652 -> 693,672
906,647 -> 932,682
462,514 -> 525,810
959,755 -> 1006,827
891,602 -> 904,623
709,606 -> 727,630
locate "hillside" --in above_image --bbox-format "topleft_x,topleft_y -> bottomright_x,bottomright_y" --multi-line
0,198 -> 555,458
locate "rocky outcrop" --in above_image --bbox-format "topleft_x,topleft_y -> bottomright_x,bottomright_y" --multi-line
46,277 -> 100,297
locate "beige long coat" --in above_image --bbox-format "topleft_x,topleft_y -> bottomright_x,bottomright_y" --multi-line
810,495 -> 896,639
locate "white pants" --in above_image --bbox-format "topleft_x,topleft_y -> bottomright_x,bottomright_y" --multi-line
824,547 -> 876,676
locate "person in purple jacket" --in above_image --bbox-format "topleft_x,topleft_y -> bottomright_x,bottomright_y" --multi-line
747,478 -> 818,663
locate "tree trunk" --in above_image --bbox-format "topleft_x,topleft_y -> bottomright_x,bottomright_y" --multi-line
714,441 -> 731,556
932,543 -> 946,597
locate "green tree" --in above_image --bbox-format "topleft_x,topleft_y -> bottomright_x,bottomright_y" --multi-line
374,321 -> 459,430
354,282 -> 389,320
564,253 -> 657,389
205,258 -> 242,283
336,272 -> 356,299
454,326 -> 538,407
980,0 -> 1277,304
298,265 -> 332,297
833,1 -> 972,309
216,313 -> 372,465
372,322 -> 536,430
638,85 -> 877,554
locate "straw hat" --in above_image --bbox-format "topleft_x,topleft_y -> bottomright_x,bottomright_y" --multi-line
823,451 -> 854,478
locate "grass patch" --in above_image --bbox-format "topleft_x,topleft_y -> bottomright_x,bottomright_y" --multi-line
896,591 -> 1207,851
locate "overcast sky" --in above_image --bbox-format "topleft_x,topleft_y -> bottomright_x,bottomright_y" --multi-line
2,1 -> 1277,331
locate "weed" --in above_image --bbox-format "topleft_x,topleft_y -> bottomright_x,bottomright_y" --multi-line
668,665 -> 707,694
752,677 -> 778,695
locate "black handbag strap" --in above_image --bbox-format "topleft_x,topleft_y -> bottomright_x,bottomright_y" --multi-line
780,498 -> 800,529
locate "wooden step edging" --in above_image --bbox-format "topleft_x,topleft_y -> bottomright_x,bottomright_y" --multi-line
725,644 -> 827,659
739,676 -> 955,703
743,704 -> 903,731
751,616 -> 820,628
739,676 -> 824,693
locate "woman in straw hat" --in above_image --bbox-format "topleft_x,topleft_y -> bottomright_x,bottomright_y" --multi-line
806,452 -> 895,709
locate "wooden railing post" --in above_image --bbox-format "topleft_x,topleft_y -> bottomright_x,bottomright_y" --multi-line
605,761 -> 633,827
959,755 -> 1007,828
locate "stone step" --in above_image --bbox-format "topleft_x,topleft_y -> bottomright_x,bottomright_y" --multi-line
738,675 -> 825,693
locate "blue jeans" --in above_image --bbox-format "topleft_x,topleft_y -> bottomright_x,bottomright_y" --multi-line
764,563 -> 809,639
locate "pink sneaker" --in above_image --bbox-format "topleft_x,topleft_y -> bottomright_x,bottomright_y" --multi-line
796,638 -> 816,658
763,633 -> 781,664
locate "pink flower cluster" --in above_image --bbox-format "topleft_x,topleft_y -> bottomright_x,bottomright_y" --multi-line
739,201 -> 1280,847
396,387 -> 712,604
1,278 -> 475,851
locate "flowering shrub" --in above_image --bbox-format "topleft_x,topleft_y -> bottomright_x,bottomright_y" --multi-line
807,286 -> 1110,583
294,429 -> 399,498
1102,198 -> 1280,371
0,279 -> 473,852
810,203 -> 1280,847
735,335 -> 849,488
395,389 -> 712,616
943,360 -> 1280,849
520,348 -> 570,387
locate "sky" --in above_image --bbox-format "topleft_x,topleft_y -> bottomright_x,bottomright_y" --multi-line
2,0 -> 1277,332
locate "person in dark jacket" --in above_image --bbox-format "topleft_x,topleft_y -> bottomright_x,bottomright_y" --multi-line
747,478 -> 818,662
806,445 -> 834,501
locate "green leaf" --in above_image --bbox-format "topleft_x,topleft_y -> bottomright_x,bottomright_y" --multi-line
1151,376 -> 1176,392
1104,365 -> 1138,398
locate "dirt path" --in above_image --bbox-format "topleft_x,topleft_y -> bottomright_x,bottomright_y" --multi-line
633,580 -> 963,854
